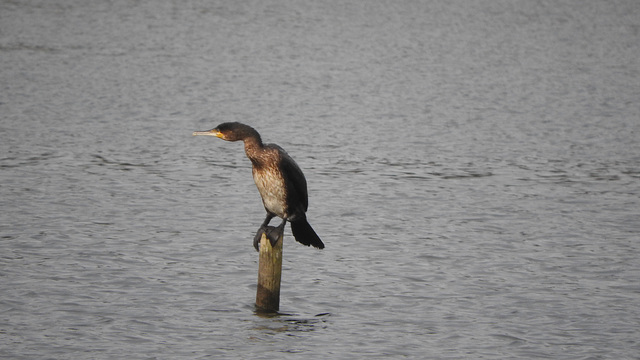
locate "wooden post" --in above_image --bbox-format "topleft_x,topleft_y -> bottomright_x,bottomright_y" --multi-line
255,228 -> 283,313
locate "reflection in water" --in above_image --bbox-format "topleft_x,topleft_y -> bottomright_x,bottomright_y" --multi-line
251,313 -> 331,346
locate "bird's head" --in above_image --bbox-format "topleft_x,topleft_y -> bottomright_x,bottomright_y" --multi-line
193,122 -> 259,142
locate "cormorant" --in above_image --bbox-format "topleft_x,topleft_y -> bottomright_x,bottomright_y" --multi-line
193,122 -> 324,251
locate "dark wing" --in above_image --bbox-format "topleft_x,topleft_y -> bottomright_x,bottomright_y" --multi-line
272,144 -> 308,214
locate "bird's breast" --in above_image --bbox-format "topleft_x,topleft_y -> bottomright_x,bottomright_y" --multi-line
253,166 -> 288,218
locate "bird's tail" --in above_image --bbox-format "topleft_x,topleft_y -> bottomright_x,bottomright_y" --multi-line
290,218 -> 324,249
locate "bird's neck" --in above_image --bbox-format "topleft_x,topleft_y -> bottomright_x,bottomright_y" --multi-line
243,137 -> 266,165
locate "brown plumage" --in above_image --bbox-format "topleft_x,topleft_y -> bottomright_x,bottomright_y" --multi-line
193,122 -> 324,250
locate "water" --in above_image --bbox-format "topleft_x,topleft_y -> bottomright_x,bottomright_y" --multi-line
1,1 -> 639,358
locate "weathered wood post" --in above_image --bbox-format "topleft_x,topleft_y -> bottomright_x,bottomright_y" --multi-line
255,228 -> 283,312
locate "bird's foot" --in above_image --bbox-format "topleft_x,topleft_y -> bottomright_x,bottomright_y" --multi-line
253,227 -> 265,251
265,225 -> 283,246
253,225 -> 282,251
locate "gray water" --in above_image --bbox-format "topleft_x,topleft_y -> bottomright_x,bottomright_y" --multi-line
2,1 -> 639,358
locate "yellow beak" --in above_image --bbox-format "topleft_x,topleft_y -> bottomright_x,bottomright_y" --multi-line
192,129 -> 223,138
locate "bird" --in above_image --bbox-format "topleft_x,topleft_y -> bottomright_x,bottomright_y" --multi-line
193,122 -> 324,251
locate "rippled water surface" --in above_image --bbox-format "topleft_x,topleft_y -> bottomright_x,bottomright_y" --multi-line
2,1 -> 639,358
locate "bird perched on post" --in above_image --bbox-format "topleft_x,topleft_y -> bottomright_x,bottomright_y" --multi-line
193,122 -> 324,251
